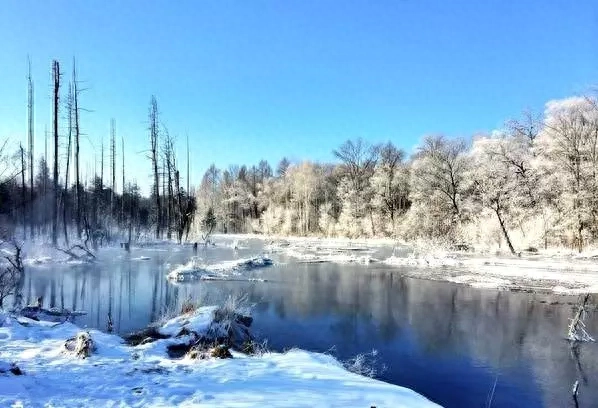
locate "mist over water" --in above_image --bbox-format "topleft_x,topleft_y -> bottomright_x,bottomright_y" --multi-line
21,240 -> 598,408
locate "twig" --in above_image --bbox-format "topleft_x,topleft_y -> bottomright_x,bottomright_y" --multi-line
487,374 -> 498,408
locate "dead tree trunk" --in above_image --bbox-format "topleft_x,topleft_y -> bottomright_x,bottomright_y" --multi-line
27,57 -> 35,240
149,96 -> 161,239
20,144 -> 26,239
63,82 -> 73,247
175,170 -> 184,243
110,118 -> 116,226
43,126 -> 48,236
186,134 -> 190,196
52,60 -> 60,247
121,136 -> 125,230
164,133 -> 174,240
73,59 -> 82,240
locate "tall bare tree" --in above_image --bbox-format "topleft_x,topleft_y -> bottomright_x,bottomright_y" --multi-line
110,118 -> 116,219
63,82 -> 74,246
73,58 -> 82,239
121,136 -> 125,227
27,57 -> 34,239
20,144 -> 26,239
186,133 -> 190,195
149,96 -> 161,239
52,60 -> 60,246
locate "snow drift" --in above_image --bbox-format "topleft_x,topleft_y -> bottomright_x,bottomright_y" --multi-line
167,255 -> 273,281
0,309 -> 439,407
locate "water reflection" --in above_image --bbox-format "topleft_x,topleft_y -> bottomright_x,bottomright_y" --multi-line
22,244 -> 598,408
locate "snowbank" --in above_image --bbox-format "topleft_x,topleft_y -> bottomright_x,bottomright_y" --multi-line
157,306 -> 219,337
0,311 -> 439,408
214,233 -> 398,247
383,253 -> 598,294
264,239 -> 381,265
384,254 -> 464,268
167,256 -> 273,281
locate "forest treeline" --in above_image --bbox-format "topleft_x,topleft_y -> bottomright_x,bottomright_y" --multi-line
1,59 -> 597,254
191,94 -> 598,254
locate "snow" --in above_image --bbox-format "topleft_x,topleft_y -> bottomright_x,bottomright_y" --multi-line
383,252 -> 598,294
446,275 -> 513,289
167,256 -> 273,281
211,237 -> 249,250
131,256 -> 151,261
0,312 -> 439,408
264,238 -> 381,264
158,306 -> 218,337
216,233 -> 398,247
384,254 -> 463,268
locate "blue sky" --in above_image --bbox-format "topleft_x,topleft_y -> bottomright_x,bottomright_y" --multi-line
1,0 -> 596,194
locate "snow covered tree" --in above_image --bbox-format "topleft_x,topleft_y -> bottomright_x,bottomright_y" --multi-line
333,139 -> 379,237
535,96 -> 598,251
370,142 -> 410,235
408,135 -> 469,240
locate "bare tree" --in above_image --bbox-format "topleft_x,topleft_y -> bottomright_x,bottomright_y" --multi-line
52,60 -> 60,246
377,141 -> 408,227
186,133 -> 190,196
19,144 -> 26,239
73,58 -> 82,239
413,135 -> 468,218
110,118 -> 116,220
0,240 -> 24,309
121,136 -> 125,229
333,138 -> 378,191
27,57 -> 34,240
149,96 -> 161,239
63,82 -> 74,246
163,129 -> 174,239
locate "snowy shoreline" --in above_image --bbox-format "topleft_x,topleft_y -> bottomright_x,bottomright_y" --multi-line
0,308 -> 439,408
212,234 -> 598,294
382,253 -> 598,294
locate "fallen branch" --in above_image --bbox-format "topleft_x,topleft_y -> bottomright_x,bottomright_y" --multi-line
57,244 -> 96,262
568,294 -> 595,342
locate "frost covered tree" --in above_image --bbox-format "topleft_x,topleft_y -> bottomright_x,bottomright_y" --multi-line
196,164 -> 221,227
333,138 -> 379,236
370,142 -> 409,234
535,96 -> 598,251
287,162 -> 320,235
469,137 -> 519,254
408,135 -> 469,240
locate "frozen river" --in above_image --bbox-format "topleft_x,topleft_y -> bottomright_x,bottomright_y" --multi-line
21,238 -> 598,408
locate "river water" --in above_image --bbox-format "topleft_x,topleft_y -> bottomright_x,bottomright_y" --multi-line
21,239 -> 598,408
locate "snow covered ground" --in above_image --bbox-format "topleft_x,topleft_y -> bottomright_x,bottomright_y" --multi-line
382,251 -> 598,294
0,309 -> 439,408
263,238 -> 381,264
214,234 -> 598,294
167,255 -> 273,281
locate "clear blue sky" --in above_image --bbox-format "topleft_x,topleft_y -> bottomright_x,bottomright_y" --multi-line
1,0 -> 596,194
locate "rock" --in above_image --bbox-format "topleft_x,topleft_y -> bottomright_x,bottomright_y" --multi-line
235,315 -> 253,327
210,344 -> 232,359
0,362 -> 23,376
185,344 -> 232,360
123,326 -> 169,346
167,342 -> 195,359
